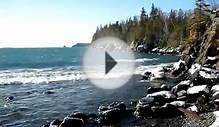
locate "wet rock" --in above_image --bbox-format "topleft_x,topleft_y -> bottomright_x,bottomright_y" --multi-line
134,104 -> 152,117
108,102 -> 126,112
44,90 -> 55,95
6,96 -> 14,101
160,84 -> 171,91
130,100 -> 137,106
211,84 -> 219,93
187,85 -> 209,95
137,96 -> 154,106
199,67 -> 219,85
152,104 -> 184,118
68,112 -> 88,122
187,105 -> 198,112
142,72 -> 152,80
42,125 -> 49,127
177,95 -> 188,101
152,95 -> 169,106
169,101 -> 186,107
86,113 -> 98,126
189,63 -> 201,78
87,113 -> 98,119
195,95 -> 208,113
147,87 -> 165,94
212,91 -> 219,100
98,108 -> 123,125
98,102 -> 126,113
98,105 -> 109,112
149,67 -> 165,81
171,80 -> 191,94
187,85 -> 209,103
177,90 -> 187,98
171,60 -> 186,76
97,102 -> 127,125
183,55 -> 195,68
192,75 -> 209,86
59,117 -> 84,127
146,91 -> 176,99
49,119 -> 62,127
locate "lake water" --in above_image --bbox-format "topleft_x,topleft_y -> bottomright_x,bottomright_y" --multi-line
0,47 -> 180,127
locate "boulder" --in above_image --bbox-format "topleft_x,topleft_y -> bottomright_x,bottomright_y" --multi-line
59,117 -> 84,127
171,60 -> 186,76
111,102 -> 126,111
137,96 -> 154,106
187,105 -> 198,112
152,104 -> 184,118
68,112 -> 88,122
134,104 -> 153,117
177,96 -> 188,101
42,125 -> 49,127
150,67 -> 165,81
171,80 -> 191,94
98,106 -> 109,112
142,71 -> 152,80
199,67 -> 219,84
98,108 -> 123,125
147,87 -> 165,94
177,90 -> 187,98
49,119 -> 62,127
44,90 -> 55,95
169,101 -> 186,107
212,91 -> 219,100
183,55 -> 195,68
97,102 -> 127,125
146,91 -> 176,99
192,75 -> 209,86
211,84 -> 219,93
137,95 -> 167,107
189,63 -> 201,75
195,95 -> 208,113
6,96 -> 14,101
187,85 -> 209,95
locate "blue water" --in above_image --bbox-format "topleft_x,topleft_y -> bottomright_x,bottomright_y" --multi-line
0,47 -> 180,127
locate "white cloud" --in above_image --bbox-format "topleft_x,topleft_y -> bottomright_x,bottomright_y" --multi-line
0,16 -> 96,47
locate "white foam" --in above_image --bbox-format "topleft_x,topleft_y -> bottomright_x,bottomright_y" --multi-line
116,58 -> 158,63
0,67 -> 86,85
134,62 -> 174,75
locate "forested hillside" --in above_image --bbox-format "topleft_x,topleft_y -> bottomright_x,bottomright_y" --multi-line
92,3 -> 191,51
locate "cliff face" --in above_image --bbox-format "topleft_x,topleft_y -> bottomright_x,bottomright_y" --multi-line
181,11 -> 219,69
196,15 -> 219,65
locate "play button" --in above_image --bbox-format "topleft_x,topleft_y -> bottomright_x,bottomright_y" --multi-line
83,37 -> 135,89
105,51 -> 117,75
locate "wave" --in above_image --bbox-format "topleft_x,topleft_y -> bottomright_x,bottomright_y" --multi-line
0,61 -> 174,86
134,62 -> 174,75
116,58 -> 158,62
0,67 -> 86,85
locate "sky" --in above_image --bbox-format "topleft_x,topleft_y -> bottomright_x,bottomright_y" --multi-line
0,0 -> 196,48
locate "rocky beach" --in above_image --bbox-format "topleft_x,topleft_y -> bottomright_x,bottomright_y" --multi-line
41,5 -> 219,127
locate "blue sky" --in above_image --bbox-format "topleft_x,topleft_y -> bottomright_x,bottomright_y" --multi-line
0,0 -> 196,47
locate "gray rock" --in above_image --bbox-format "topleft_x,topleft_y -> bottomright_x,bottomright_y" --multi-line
171,80 -> 191,94
49,119 -> 62,127
59,117 -> 84,127
98,108 -> 122,125
152,104 -> 184,118
68,112 -> 88,122
134,104 -> 152,117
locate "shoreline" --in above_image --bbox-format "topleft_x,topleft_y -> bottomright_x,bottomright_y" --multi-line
41,51 -> 218,127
